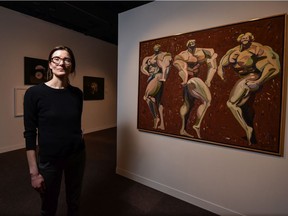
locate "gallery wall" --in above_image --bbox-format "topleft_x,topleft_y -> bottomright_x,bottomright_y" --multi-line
117,1 -> 288,216
0,6 -> 117,153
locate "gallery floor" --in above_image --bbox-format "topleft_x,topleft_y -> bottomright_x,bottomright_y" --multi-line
0,127 -> 218,216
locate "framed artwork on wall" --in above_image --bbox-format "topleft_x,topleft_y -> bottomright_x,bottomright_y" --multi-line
24,57 -> 49,85
83,76 -> 104,100
137,14 -> 287,156
14,87 -> 28,117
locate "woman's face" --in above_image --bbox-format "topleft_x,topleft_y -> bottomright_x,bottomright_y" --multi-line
49,50 -> 72,78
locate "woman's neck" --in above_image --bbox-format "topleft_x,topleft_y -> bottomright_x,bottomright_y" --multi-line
46,76 -> 69,89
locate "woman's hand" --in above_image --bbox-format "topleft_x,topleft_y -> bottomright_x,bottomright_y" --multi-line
31,173 -> 46,193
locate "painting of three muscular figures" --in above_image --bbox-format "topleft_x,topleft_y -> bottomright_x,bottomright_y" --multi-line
137,14 -> 287,156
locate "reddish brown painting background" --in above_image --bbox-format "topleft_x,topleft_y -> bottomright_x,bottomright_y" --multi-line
137,14 -> 286,156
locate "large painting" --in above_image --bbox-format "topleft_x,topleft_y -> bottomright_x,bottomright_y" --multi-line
137,14 -> 287,156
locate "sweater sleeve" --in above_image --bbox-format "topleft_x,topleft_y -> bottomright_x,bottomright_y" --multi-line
23,87 -> 38,150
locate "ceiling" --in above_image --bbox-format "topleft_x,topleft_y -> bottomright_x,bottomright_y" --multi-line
0,1 -> 152,45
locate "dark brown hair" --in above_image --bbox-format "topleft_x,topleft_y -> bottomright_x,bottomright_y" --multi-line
47,45 -> 76,79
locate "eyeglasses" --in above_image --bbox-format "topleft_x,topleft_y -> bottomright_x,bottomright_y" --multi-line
51,56 -> 72,65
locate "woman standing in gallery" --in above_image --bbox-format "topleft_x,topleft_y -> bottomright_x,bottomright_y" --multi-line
23,45 -> 86,216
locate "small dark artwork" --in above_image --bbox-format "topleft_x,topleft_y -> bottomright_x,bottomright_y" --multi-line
83,76 -> 104,100
24,57 -> 49,85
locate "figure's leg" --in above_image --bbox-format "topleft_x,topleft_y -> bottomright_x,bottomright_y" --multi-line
157,104 -> 165,130
144,77 -> 162,129
187,78 -> 211,139
155,84 -> 165,130
145,96 -> 160,129
180,85 -> 194,137
192,101 -> 210,139
227,79 -> 253,144
241,97 -> 257,144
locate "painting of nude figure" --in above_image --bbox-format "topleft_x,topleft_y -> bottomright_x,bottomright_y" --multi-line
137,14 -> 287,156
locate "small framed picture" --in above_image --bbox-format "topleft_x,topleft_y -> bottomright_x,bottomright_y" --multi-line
83,76 -> 104,100
14,87 -> 28,117
24,57 -> 49,85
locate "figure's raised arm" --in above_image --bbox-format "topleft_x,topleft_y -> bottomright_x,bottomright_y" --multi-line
173,53 -> 189,85
203,48 -> 218,87
140,56 -> 152,76
157,52 -> 172,81
253,45 -> 281,85
217,48 -> 235,80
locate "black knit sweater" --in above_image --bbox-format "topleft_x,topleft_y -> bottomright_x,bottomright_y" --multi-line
23,83 -> 85,162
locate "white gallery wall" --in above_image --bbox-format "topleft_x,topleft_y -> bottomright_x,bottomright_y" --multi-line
117,1 -> 288,216
0,6 -> 117,153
